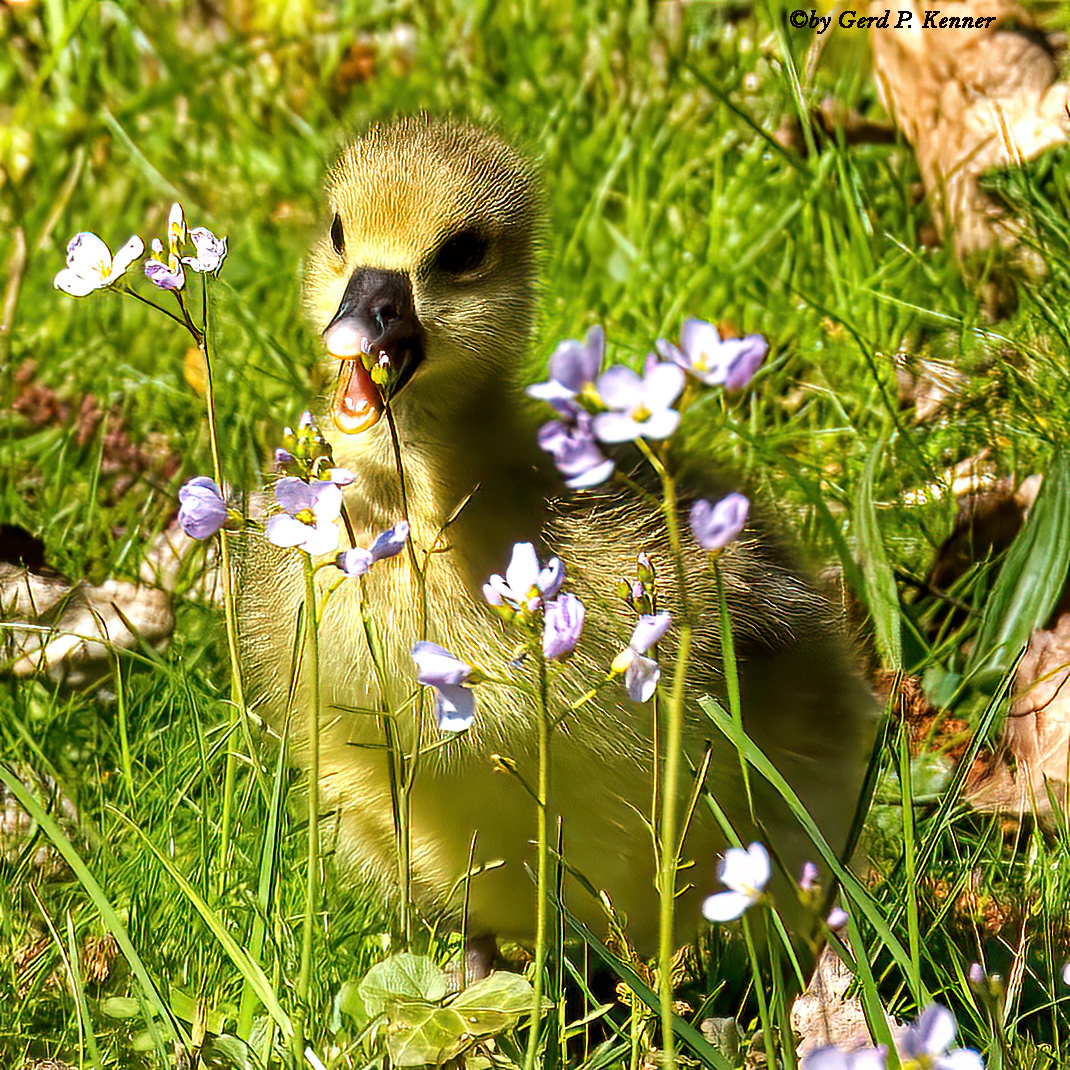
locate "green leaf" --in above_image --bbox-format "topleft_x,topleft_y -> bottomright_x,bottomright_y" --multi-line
385,1005 -> 472,1066
968,450 -> 1070,683
333,978 -> 370,1033
449,970 -> 537,1035
854,439 -> 902,670
359,953 -> 448,1017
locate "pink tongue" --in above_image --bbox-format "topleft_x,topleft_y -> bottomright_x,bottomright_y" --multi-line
333,359 -> 383,434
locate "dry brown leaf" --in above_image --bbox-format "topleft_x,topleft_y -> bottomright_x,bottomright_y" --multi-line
870,0 -> 1070,262
969,611 -> 1070,819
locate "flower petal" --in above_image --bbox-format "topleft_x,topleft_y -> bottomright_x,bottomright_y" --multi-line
54,268 -> 102,296
701,890 -> 753,923
299,520 -> 340,557
722,335 -> 767,392
265,513 -> 313,549
336,547 -> 374,576
596,365 -> 643,409
309,481 -> 343,524
435,684 -> 475,732
690,493 -> 749,552
566,457 -> 614,489
110,235 -> 145,276
717,842 -> 770,894
504,542 -> 540,602
901,1005 -> 956,1058
369,520 -> 410,562
543,593 -> 585,661
274,476 -> 313,514
66,232 -> 111,272
412,641 -> 472,687
935,1051 -> 984,1070
538,557 -> 565,598
592,410 -> 643,444
629,612 -> 672,653
624,654 -> 660,702
634,408 -> 680,441
641,361 -> 685,409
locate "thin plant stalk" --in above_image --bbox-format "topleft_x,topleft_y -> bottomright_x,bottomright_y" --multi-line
293,556 -> 322,1062
635,437 -> 691,1070
188,277 -> 247,904
524,649 -> 552,1070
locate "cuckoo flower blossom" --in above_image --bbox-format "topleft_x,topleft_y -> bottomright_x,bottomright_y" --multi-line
897,1005 -> 983,1070
658,318 -> 767,392
177,476 -> 228,539
54,232 -> 144,296
264,477 -> 342,556
183,227 -> 228,274
483,542 -> 564,613
537,411 -> 614,489
527,325 -> 604,414
591,361 -> 685,443
690,493 -> 749,552
702,842 -> 771,922
612,612 -> 672,702
542,592 -> 585,661
145,202 -> 187,291
801,1047 -> 888,1070
336,521 -> 409,577
412,641 -> 476,731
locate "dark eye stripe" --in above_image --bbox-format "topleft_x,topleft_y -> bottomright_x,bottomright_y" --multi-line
331,214 -> 345,256
435,229 -> 488,274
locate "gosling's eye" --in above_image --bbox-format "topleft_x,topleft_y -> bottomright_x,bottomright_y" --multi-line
330,213 -> 345,256
435,229 -> 488,274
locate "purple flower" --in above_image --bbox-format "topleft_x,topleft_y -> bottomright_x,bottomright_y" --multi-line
611,612 -> 672,702
591,362 -> 685,443
898,1006 -> 983,1070
826,907 -> 848,931
274,448 -> 295,470
264,476 -> 342,556
54,232 -> 144,296
412,640 -> 475,732
657,318 -> 767,392
145,237 -> 185,291
624,655 -> 660,702
483,542 -> 564,612
183,227 -> 227,274
689,493 -> 749,552
144,203 -> 187,291
701,842 -> 770,922
336,521 -> 409,577
799,861 -> 820,892
527,325 -> 604,414
801,1047 -> 888,1070
542,593 -> 585,660
537,412 -> 615,489
629,612 -> 671,652
177,476 -> 227,539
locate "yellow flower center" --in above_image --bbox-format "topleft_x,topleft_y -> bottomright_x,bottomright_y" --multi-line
295,508 -> 315,526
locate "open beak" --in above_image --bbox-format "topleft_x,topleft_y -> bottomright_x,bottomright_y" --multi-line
323,267 -> 425,435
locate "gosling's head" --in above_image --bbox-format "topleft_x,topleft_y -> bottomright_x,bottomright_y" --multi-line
305,119 -> 541,446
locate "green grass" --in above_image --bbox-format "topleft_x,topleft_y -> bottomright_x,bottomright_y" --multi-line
3,0 -> 1070,1066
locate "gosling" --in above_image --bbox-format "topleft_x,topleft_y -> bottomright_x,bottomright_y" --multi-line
236,118 -> 874,958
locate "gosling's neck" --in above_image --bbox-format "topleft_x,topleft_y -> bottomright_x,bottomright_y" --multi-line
327,377 -> 554,593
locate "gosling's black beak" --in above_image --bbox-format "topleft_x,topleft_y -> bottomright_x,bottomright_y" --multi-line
324,268 -> 426,434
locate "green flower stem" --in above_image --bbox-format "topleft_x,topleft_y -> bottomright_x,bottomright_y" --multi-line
742,912 -> 777,1070
635,436 -> 691,1070
196,285 -> 247,907
713,558 -> 752,817
523,648 -> 551,1070
293,555 -> 322,1063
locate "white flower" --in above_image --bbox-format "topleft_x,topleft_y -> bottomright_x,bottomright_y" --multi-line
54,232 -> 144,296
898,1005 -> 983,1070
264,477 -> 342,557
801,1046 -> 888,1070
183,227 -> 228,274
702,842 -> 770,922
483,542 -> 564,612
